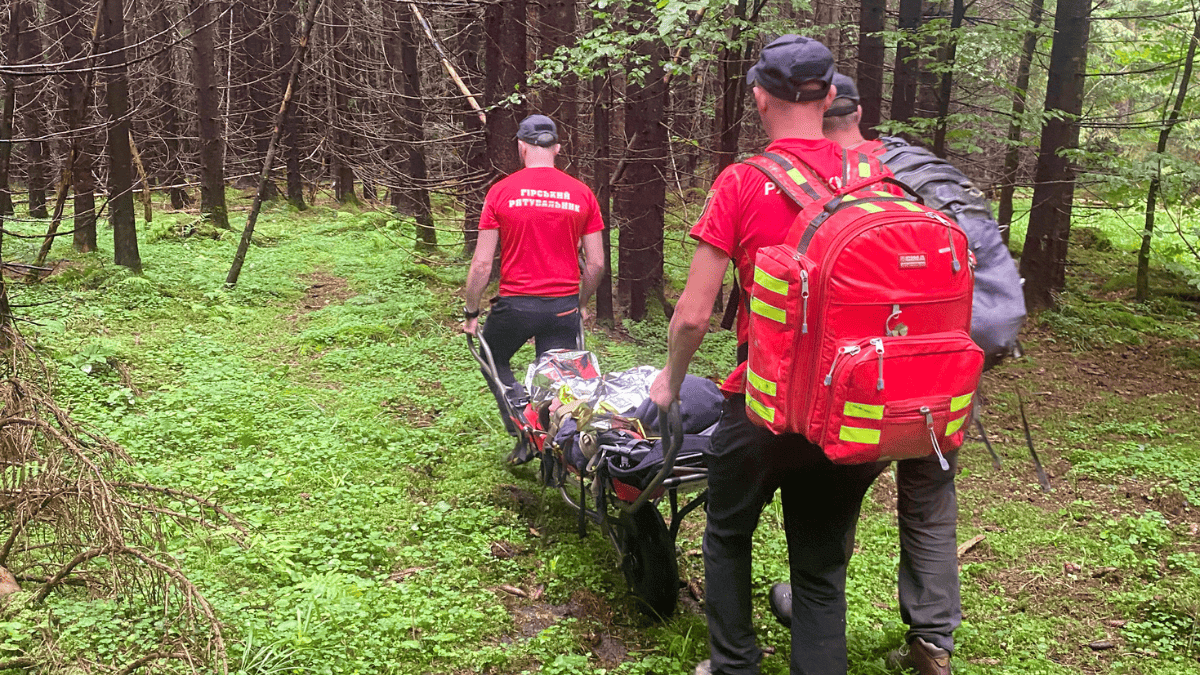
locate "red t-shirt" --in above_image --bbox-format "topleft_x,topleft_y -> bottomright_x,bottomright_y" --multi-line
689,137 -> 899,392
480,167 -> 605,297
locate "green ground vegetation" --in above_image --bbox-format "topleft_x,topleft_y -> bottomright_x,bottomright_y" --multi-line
1,188 -> 1198,674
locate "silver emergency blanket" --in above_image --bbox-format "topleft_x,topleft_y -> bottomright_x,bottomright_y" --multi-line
524,351 -> 661,414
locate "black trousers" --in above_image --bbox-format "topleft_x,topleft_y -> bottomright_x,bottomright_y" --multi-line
704,396 -> 886,675
479,295 -> 580,433
896,450 -> 961,653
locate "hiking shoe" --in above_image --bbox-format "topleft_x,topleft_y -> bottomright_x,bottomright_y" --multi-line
506,439 -> 535,466
886,637 -> 951,675
768,582 -> 791,627
693,659 -> 712,675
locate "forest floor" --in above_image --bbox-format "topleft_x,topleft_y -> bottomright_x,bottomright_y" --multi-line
1,190 -> 1199,675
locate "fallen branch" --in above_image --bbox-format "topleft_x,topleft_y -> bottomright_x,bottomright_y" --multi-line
956,534 -> 986,558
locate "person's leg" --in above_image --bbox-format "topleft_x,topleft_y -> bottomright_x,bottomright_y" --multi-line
896,450 -> 960,654
703,397 -> 775,675
780,453 -> 885,675
479,298 -> 536,434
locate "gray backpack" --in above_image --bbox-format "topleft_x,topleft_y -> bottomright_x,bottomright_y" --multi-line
877,137 -> 1026,365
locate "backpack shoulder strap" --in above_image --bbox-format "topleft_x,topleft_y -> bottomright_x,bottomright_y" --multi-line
740,150 -> 831,207
840,148 -> 889,189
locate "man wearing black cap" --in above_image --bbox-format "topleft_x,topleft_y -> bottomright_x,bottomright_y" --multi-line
759,72 -> 958,675
463,114 -> 605,463
648,36 -> 893,675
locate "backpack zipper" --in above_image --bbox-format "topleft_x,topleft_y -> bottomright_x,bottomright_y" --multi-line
927,211 -> 962,273
922,405 -> 951,471
870,338 -> 885,390
823,345 -> 860,385
800,270 -> 810,335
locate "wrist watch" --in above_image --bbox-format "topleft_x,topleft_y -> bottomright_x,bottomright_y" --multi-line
463,307 -> 480,319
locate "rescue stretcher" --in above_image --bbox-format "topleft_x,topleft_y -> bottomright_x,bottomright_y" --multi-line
467,331 -> 711,618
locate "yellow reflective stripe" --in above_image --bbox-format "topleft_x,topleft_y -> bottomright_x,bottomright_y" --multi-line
750,297 -> 786,323
840,426 -> 881,444
747,396 -> 776,423
842,195 -> 858,202
856,202 -> 885,214
747,367 -> 777,397
950,393 -> 973,412
753,267 -> 789,296
874,191 -> 894,198
858,161 -> 871,178
843,401 -> 884,420
946,414 -> 967,435
785,167 -> 809,187
898,200 -> 924,212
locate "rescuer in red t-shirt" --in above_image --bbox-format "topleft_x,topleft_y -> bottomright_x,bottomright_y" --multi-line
647,37 -> 888,675
463,114 -> 605,464
764,72 -> 957,675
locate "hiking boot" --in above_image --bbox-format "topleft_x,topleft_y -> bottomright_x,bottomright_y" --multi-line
506,438 -> 536,466
693,659 -> 712,675
886,637 -> 951,675
768,582 -> 791,627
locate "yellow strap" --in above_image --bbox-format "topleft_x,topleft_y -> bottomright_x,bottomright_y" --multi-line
843,401 -> 884,420
753,267 -> 789,296
946,414 -> 967,435
856,202 -> 885,214
750,297 -> 786,323
858,161 -> 871,178
747,396 -> 776,423
747,367 -> 777,397
950,393 -> 973,412
839,425 -> 881,444
785,167 -> 809,186
898,200 -> 924,212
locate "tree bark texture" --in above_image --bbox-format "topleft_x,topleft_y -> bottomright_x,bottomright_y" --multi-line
242,0 -> 278,199
191,0 -> 231,229
151,5 -> 191,209
0,8 -> 19,216
857,0 -> 886,136
615,0 -> 668,321
1020,0 -> 1092,310
275,0 -> 306,210
891,0 -> 922,124
483,0 -> 526,180
51,0 -> 99,251
455,4 -> 486,255
998,0 -> 1046,239
1136,11 -> 1200,301
392,4 -> 435,251
329,0 -> 356,203
536,0 -> 577,169
101,0 -> 140,270
931,0 -> 965,157
16,0 -> 47,218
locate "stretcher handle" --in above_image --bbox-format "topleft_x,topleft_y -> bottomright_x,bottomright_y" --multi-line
466,330 -> 528,426
623,401 -> 683,514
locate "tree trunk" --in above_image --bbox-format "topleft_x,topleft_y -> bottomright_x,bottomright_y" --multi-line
51,0 -> 98,252
615,0 -> 668,321
857,0 -> 886,136
275,0 -> 306,210
930,0 -> 964,157
593,65 -> 613,324
243,0 -> 278,200
191,0 -> 230,229
713,0 -> 754,177
891,0 -> 922,124
537,0 -> 577,169
455,4 -> 486,255
391,4 -> 435,251
0,8 -> 19,217
151,4 -> 191,209
101,0 -> 140,270
1020,0 -> 1092,311
1136,11 -> 1200,302
329,0 -> 356,203
483,0 -> 526,179
997,0 -> 1046,240
16,1 -> 47,218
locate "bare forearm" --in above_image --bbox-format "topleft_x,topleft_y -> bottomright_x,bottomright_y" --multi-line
464,261 -> 492,312
579,263 -> 602,308
662,312 -> 709,391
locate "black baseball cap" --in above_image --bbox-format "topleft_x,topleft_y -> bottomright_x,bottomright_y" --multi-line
747,35 -> 835,103
824,73 -> 861,117
516,114 -> 559,147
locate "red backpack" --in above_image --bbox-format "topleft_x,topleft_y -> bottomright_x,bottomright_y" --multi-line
739,149 -> 984,469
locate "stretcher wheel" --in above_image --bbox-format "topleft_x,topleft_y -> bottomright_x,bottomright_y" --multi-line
618,503 -> 679,618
